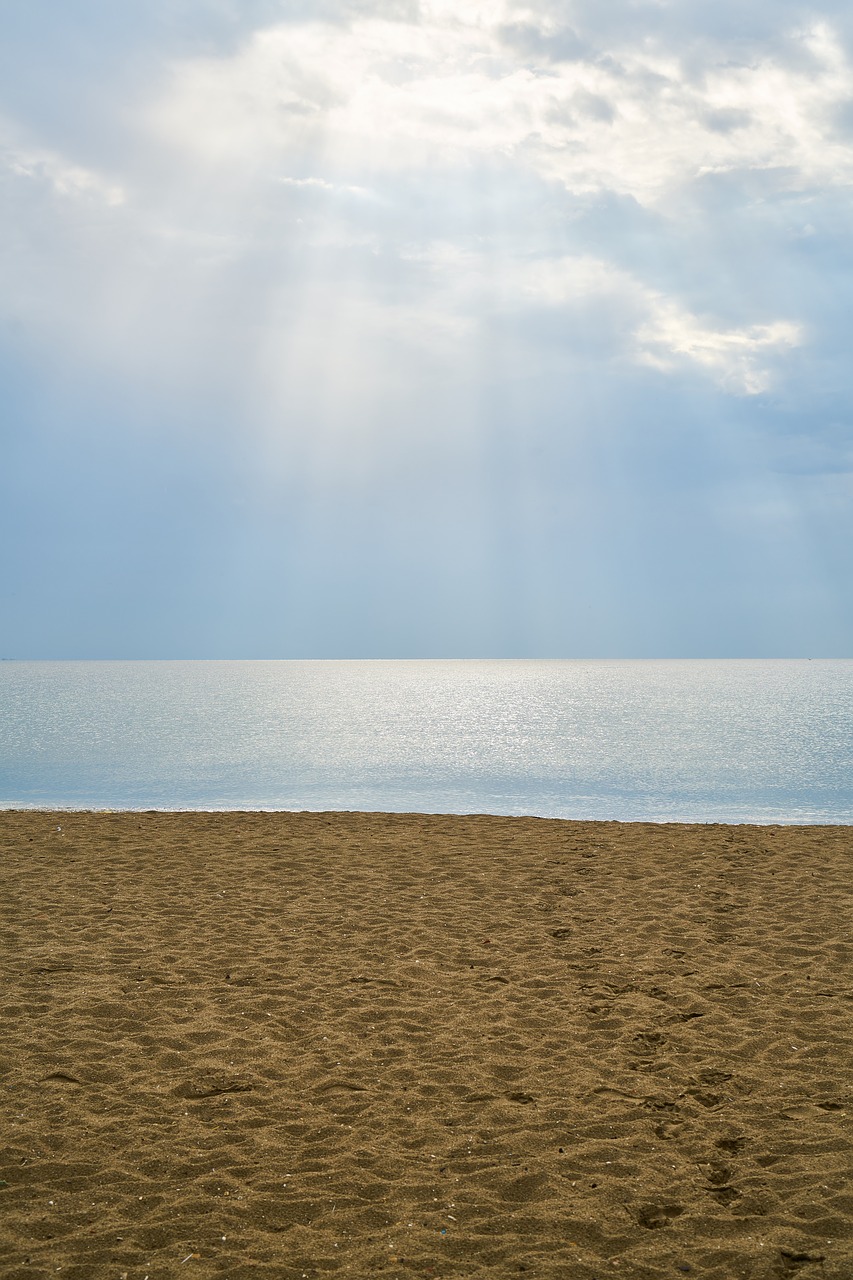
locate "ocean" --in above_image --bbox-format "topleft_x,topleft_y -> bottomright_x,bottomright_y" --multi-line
1,659 -> 851,822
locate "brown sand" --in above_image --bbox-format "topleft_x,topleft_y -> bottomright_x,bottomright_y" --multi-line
0,813 -> 851,1280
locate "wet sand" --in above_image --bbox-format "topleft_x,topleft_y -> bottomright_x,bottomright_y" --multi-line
0,811 -> 851,1279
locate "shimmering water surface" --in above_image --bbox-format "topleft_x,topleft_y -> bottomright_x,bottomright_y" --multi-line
1,660 -> 852,822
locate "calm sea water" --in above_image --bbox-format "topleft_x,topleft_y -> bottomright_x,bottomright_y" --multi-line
1,660 -> 852,823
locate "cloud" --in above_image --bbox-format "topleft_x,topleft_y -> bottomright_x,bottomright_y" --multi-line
636,310 -> 804,395
496,19 -> 589,64
145,8 -> 853,205
0,128 -> 125,207
0,2 -> 835,440
3,6 -> 843,384
385,245 -> 804,395
2,1 -> 853,656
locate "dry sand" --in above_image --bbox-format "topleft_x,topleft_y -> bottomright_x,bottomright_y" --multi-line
0,811 -> 851,1280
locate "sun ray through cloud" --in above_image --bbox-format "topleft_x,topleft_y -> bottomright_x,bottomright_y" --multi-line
2,0 -> 853,654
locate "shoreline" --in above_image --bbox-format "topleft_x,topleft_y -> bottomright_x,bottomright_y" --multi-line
2,810 -> 851,1278
2,806 -> 852,828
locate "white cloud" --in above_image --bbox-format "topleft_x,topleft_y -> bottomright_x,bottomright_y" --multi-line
1,133 -> 125,207
402,246 -> 804,393
145,9 -> 853,203
0,2 -> 835,429
277,175 -> 372,197
636,307 -> 804,394
3,1 -> 852,660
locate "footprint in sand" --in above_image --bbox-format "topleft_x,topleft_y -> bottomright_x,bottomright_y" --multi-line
636,1202 -> 685,1229
716,1135 -> 747,1153
708,1185 -> 740,1206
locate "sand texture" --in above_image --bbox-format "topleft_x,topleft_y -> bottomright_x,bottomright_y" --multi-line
1,812 -> 851,1280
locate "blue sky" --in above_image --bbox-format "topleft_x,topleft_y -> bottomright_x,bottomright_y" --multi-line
2,0 -> 852,656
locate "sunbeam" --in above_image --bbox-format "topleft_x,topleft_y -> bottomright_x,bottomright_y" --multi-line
2,0 -> 853,655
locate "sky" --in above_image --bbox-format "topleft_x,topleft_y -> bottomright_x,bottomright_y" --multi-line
2,0 -> 853,658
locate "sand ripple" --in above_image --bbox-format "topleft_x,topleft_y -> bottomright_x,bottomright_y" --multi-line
1,812 -> 851,1279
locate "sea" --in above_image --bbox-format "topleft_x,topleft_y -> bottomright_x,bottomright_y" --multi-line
1,660 -> 852,823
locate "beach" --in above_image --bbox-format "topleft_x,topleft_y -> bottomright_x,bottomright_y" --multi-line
1,811 -> 851,1280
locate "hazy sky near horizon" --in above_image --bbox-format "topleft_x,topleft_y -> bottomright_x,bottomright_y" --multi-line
2,0 -> 853,657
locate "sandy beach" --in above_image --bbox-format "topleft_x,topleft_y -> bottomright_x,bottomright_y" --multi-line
1,811 -> 851,1280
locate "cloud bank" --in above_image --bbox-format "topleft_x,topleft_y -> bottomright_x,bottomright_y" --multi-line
1,0 -> 852,654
